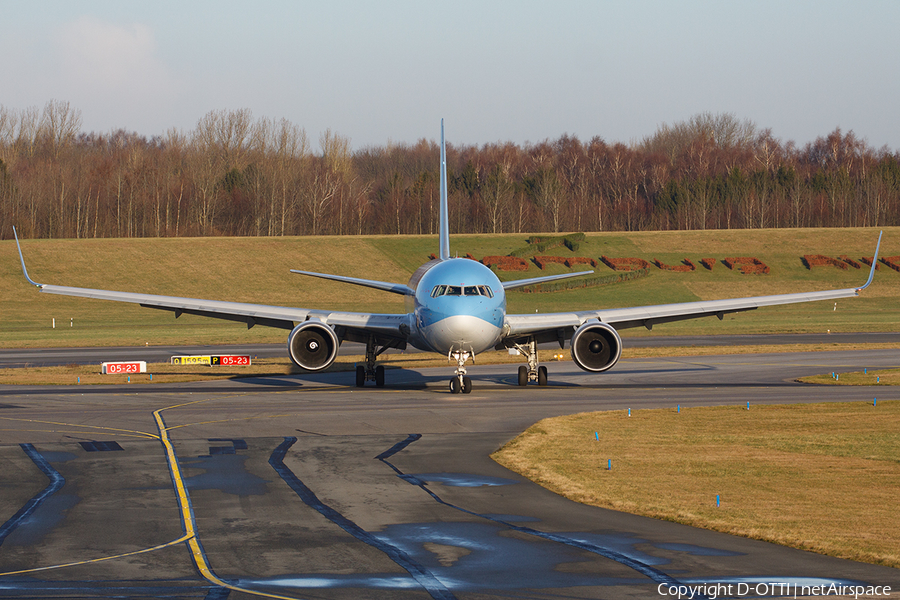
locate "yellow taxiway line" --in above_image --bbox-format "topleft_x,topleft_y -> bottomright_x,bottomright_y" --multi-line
0,533 -> 192,576
153,402 -> 303,600
0,416 -> 159,440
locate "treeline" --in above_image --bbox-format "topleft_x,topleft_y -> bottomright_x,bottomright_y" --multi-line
2,103 -> 899,239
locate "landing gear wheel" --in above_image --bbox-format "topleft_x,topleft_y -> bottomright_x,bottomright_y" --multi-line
462,376 -> 472,394
518,366 -> 528,386
355,365 -> 365,387
537,365 -> 548,386
450,377 -> 461,394
375,365 -> 385,388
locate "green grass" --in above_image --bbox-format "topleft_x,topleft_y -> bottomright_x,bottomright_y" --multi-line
492,401 -> 900,568
2,227 -> 897,348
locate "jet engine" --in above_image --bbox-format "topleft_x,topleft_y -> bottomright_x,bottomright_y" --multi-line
571,321 -> 622,372
288,321 -> 339,371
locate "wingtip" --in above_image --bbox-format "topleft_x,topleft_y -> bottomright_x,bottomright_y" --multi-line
12,226 -> 42,288
857,230 -> 883,292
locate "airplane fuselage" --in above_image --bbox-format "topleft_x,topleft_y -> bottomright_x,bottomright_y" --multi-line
406,258 -> 506,356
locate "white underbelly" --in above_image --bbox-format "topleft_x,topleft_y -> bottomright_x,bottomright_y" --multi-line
418,314 -> 502,355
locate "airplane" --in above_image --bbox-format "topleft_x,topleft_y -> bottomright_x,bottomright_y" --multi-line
14,121 -> 883,394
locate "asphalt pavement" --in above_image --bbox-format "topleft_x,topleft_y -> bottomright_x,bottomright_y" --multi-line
0,348 -> 899,599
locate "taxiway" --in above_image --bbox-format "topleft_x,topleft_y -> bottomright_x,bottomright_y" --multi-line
1,348 -> 899,599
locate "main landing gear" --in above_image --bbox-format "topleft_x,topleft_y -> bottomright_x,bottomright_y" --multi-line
355,336 -> 387,388
449,349 -> 473,394
512,338 -> 548,387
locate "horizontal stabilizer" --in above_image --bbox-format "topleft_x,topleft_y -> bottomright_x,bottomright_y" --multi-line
501,270 -> 594,290
291,270 -> 414,296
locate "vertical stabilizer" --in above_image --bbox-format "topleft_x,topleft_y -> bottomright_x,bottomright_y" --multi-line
438,119 -> 450,260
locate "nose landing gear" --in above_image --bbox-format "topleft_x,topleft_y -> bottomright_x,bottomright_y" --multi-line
449,350 -> 473,394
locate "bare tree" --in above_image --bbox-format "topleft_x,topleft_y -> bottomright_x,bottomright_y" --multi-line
41,100 -> 82,159
481,163 -> 513,233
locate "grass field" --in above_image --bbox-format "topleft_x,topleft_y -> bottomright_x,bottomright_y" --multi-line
491,401 -> 900,568
799,367 -> 900,386
2,227 -> 897,349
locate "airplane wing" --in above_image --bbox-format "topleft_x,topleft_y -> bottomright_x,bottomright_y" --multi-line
13,229 -> 411,344
504,232 -> 882,343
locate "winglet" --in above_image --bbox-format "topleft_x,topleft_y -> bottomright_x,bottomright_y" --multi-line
857,230 -> 883,292
438,119 -> 450,261
12,227 -> 42,288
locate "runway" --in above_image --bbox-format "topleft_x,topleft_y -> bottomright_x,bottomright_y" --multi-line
1,348 -> 899,599
3,331 -> 900,368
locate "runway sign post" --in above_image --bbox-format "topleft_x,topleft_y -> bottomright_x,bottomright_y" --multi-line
101,361 -> 147,375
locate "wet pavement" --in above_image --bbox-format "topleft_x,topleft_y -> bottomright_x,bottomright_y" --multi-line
1,349 -> 899,598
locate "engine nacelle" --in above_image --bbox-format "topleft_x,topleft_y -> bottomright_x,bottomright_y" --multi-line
288,321 -> 339,371
571,321 -> 622,373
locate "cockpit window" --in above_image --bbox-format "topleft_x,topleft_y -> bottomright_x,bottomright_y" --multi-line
430,284 -> 494,298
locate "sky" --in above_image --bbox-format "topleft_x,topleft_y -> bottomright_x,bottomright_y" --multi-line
2,1 -> 899,151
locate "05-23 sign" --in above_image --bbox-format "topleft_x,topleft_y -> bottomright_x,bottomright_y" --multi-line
171,355 -> 251,366
101,361 -> 147,375
213,355 -> 251,366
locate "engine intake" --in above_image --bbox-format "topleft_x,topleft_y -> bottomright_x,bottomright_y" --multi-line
288,321 -> 339,371
571,321 -> 622,373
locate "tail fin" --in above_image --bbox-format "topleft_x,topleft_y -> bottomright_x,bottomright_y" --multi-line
438,119 -> 450,261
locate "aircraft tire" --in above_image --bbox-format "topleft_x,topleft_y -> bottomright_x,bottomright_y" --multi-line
462,376 -> 472,394
355,365 -> 365,387
517,366 -> 528,386
375,365 -> 385,388
450,377 -> 461,394
538,366 -> 548,386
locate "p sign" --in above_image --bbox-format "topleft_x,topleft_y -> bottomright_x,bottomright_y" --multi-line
101,361 -> 147,375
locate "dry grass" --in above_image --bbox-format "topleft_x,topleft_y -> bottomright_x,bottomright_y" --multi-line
0,358 -> 299,386
492,401 -> 900,568
2,227 -> 899,349
799,367 -> 900,386
623,342 -> 900,359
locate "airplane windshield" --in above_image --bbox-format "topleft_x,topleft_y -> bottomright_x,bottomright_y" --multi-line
430,285 -> 494,298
